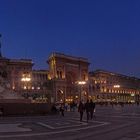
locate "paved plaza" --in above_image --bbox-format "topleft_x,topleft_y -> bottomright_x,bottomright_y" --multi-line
0,104 -> 140,140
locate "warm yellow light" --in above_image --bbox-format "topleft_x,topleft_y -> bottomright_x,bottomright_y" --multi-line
21,77 -> 31,82
131,93 -> 135,97
21,73 -> 31,82
75,95 -> 78,98
113,85 -> 120,88
78,81 -> 86,85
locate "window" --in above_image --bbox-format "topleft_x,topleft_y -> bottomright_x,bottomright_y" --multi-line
57,70 -> 63,79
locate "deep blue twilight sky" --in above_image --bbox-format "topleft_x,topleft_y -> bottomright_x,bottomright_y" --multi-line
0,0 -> 140,77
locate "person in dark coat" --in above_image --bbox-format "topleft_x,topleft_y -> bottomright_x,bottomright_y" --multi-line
60,104 -> 64,117
89,99 -> 96,120
78,101 -> 85,121
84,99 -> 90,122
51,104 -> 57,114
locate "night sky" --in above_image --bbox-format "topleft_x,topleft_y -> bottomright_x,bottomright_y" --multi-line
0,0 -> 140,77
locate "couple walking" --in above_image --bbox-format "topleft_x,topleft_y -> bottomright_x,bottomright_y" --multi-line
78,99 -> 96,122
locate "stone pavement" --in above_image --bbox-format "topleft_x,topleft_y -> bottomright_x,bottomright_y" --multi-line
0,123 -> 31,132
0,104 -> 140,140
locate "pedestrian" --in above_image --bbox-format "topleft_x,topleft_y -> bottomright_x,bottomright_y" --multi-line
85,99 -> 90,122
65,102 -> 68,111
89,99 -> 96,120
51,104 -> 57,114
0,107 -> 3,116
78,101 -> 85,121
71,101 -> 75,112
60,104 -> 64,116
70,102 -> 73,111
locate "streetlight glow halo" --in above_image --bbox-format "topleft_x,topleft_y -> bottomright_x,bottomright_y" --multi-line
77,81 -> 86,85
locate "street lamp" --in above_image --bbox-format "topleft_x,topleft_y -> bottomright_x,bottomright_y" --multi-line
21,73 -> 31,90
113,85 -> 120,88
77,81 -> 86,101
113,84 -> 120,103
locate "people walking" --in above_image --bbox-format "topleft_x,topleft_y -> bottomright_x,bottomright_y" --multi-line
85,99 -> 90,122
89,99 -> 96,120
78,101 -> 85,121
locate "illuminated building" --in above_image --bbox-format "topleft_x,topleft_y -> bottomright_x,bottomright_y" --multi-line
47,52 -> 90,103
89,70 -> 140,103
1,34 -> 140,103
0,57 -> 33,92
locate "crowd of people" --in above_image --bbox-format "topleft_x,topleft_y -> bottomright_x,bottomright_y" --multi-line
51,99 -> 96,122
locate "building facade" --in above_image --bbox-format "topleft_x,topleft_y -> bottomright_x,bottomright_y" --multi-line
0,37 -> 140,104
89,70 -> 140,103
30,70 -> 51,102
47,52 -> 90,103
0,57 -> 33,92
0,56 -> 52,102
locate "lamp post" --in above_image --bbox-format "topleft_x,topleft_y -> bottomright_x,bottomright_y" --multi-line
77,81 -> 86,101
21,73 -> 31,91
113,84 -> 120,103
113,85 -> 120,88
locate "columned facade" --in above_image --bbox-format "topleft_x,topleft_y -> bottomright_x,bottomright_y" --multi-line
89,70 -> 140,103
0,49 -> 140,104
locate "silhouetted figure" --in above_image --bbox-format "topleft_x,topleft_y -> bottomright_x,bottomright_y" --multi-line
0,107 -> 4,116
70,101 -> 76,112
89,99 -> 96,120
70,102 -> 73,111
85,99 -> 90,122
51,104 -> 57,114
60,104 -> 64,116
78,101 -> 85,121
